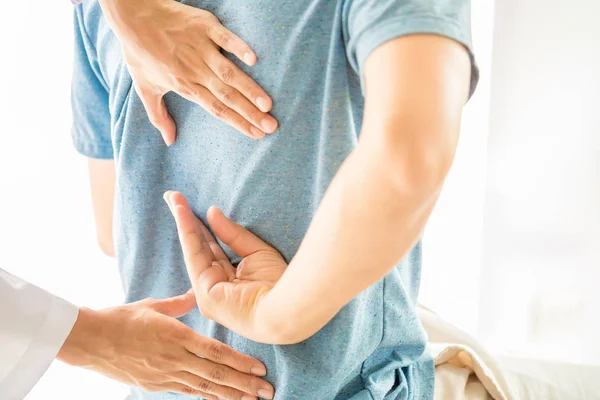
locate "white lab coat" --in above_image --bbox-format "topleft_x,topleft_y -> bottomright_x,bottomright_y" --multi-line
0,268 -> 79,400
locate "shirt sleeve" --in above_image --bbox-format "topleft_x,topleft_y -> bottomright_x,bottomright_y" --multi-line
0,269 -> 79,399
342,0 -> 479,98
71,5 -> 114,160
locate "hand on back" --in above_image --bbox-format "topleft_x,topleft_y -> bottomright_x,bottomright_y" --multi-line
99,0 -> 278,144
58,292 -> 275,399
164,191 -> 288,344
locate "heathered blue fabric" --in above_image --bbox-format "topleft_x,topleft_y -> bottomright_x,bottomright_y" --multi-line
72,1 -> 477,398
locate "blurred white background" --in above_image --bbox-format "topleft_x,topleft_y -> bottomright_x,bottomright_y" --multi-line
0,0 -> 598,399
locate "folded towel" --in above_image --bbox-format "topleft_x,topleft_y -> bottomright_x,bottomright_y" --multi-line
418,304 -> 516,400
419,304 -> 600,400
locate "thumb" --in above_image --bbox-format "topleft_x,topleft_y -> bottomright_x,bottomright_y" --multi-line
164,190 -> 222,288
151,290 -> 197,318
207,206 -> 272,258
134,82 -> 177,146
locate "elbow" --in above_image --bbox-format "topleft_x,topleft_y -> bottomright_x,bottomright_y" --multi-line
265,327 -> 311,346
271,324 -> 312,345
255,307 -> 322,345
255,319 -> 308,345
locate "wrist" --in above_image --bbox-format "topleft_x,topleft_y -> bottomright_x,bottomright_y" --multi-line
56,307 -> 103,367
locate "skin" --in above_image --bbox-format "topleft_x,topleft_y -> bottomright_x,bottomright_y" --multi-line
57,293 -> 274,399
59,1 -> 280,398
162,34 -> 472,344
86,32 -> 469,392
88,159 -> 115,256
98,0 -> 278,143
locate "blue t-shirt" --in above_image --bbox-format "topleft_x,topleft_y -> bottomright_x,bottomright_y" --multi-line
72,1 -> 477,399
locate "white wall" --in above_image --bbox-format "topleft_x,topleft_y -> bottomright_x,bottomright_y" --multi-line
8,0 -> 589,398
0,2 -> 127,398
420,0 -> 496,335
479,0 -> 600,364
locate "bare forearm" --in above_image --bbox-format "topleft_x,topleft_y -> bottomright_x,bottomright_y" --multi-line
259,35 -> 471,344
261,138 -> 445,343
88,159 -> 116,257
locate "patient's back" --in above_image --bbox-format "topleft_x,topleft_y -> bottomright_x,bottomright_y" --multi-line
72,0 -> 473,398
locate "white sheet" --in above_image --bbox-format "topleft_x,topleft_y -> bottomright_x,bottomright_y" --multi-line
419,305 -> 600,400
496,354 -> 600,400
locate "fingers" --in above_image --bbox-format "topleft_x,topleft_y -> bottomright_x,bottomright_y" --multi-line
150,291 -> 197,318
184,356 -> 275,399
204,50 -> 274,114
154,383 -> 219,400
175,371 -> 258,400
207,206 -> 272,258
178,84 -> 266,140
205,77 -> 278,135
183,334 -> 267,377
164,191 -> 229,294
164,191 -> 213,279
134,82 -> 177,146
206,23 -> 257,67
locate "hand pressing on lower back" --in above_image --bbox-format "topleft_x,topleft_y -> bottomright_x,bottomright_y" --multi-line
98,0 -> 278,144
164,190 -> 289,345
57,292 -> 275,400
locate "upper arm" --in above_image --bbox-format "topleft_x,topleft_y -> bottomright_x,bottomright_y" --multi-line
343,0 -> 477,186
362,34 -> 471,155
72,6 -> 116,255
88,159 -> 116,257
72,5 -> 113,160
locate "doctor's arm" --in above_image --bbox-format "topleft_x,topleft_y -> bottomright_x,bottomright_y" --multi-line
0,269 -> 274,399
81,0 -> 278,142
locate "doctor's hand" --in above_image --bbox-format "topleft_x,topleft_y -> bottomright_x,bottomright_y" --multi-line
57,293 -> 275,400
164,191 -> 288,345
98,0 -> 278,144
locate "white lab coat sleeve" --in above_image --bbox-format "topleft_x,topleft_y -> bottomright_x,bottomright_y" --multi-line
0,268 -> 79,400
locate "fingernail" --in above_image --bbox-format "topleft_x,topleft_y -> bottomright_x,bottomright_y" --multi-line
249,125 -> 266,139
243,52 -> 255,65
257,389 -> 274,399
163,191 -> 170,204
250,365 -> 266,376
261,117 -> 278,133
256,97 -> 270,112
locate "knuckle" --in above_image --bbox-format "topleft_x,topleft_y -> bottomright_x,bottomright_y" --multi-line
181,385 -> 198,395
176,326 -> 194,343
208,343 -> 226,362
210,100 -> 228,119
218,87 -> 235,103
170,77 -> 186,94
219,66 -> 235,84
227,386 -> 241,400
203,22 -> 217,37
248,108 -> 263,124
190,87 -> 204,101
198,378 -> 213,392
220,33 -> 231,46
209,366 -> 227,383
240,377 -> 254,393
